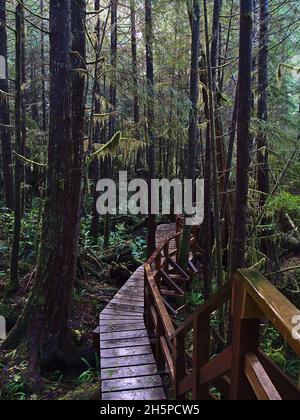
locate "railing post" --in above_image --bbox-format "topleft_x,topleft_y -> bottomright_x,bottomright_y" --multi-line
192,314 -> 210,400
174,332 -> 186,399
230,274 -> 261,400
164,242 -> 169,274
156,316 -> 165,373
144,266 -> 155,337
155,252 -> 162,272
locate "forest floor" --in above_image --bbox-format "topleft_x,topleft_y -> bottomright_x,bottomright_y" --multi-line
0,207 -> 150,400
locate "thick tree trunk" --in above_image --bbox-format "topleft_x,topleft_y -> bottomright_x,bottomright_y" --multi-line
145,0 -> 156,257
179,0 -> 201,269
230,0 -> 253,272
0,0 -> 14,209
3,0 -> 86,370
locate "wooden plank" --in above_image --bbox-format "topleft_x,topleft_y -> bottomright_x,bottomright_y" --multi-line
101,364 -> 158,380
100,317 -> 143,324
100,337 -> 150,349
102,309 -> 144,318
111,298 -> 144,308
102,387 -> 166,400
101,354 -> 155,369
115,293 -> 144,302
245,354 -> 282,400
101,346 -> 152,358
199,346 -> 232,386
100,323 -> 145,333
106,303 -> 144,313
167,257 -> 189,279
160,269 -> 184,296
100,329 -> 149,341
102,375 -> 162,393
100,318 -> 144,325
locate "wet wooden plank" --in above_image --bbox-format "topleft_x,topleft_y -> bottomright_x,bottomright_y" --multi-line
101,364 -> 159,380
100,323 -> 145,333
101,354 -> 155,369
106,302 -> 144,313
102,309 -> 144,317
100,316 -> 143,324
99,250 -> 170,401
100,337 -> 150,349
115,293 -> 144,302
100,318 -> 144,325
100,329 -> 149,341
111,298 -> 144,308
102,387 -> 166,401
102,375 -> 163,393
101,345 -> 152,358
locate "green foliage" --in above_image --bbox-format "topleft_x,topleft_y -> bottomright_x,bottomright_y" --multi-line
77,354 -> 99,386
262,325 -> 300,383
187,290 -> 204,309
267,192 -> 300,229
0,362 -> 28,401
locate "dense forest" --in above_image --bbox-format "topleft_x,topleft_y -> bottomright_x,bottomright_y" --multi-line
0,0 -> 299,401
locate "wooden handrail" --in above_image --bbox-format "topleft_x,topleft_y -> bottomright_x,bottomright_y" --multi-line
145,263 -> 176,340
236,269 -> 300,356
144,219 -> 300,400
170,281 -> 232,340
245,354 -> 282,400
146,232 -> 181,265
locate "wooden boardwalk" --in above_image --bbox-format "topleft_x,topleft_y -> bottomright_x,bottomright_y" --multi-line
99,224 -> 176,401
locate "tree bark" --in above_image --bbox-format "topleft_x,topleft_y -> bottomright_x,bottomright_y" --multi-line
179,0 -> 201,269
145,0 -> 156,257
0,0 -> 14,209
90,0 -> 102,240
9,1 -> 25,292
104,0 -> 118,250
230,0 -> 253,272
257,0 -> 269,206
3,0 -> 86,370
203,0 -> 223,287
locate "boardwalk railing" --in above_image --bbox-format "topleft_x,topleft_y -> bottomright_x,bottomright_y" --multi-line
144,222 -> 300,400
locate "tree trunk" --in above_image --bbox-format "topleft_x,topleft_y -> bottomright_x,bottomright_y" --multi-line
41,0 -> 47,133
0,0 -> 14,209
179,0 -> 201,269
145,0 -> 156,257
104,0 -> 118,249
9,1 -> 25,292
257,0 -> 269,206
203,0 -> 223,287
230,0 -> 253,272
3,0 -> 86,371
131,0 -> 142,173
200,51 -> 212,300
89,0 -> 102,240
